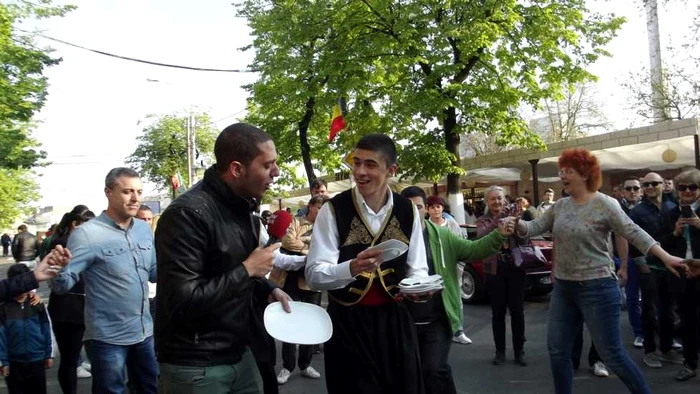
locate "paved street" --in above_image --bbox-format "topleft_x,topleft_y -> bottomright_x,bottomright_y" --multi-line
0,257 -> 697,393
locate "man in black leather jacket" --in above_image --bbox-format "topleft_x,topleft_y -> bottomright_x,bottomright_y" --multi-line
155,123 -> 290,394
12,224 -> 38,269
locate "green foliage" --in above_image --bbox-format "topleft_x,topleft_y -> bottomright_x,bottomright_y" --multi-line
0,1 -> 76,170
0,169 -> 39,228
126,112 -> 218,192
0,1 -> 75,226
237,0 -> 625,191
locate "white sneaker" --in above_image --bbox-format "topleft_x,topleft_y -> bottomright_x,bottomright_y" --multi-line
80,361 -> 91,372
300,366 -> 321,379
672,340 -> 683,350
452,332 -> 472,345
633,337 -> 644,348
76,366 -> 92,379
276,368 -> 291,385
591,361 -> 609,377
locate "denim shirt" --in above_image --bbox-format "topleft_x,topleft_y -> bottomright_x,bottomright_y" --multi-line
51,212 -> 156,345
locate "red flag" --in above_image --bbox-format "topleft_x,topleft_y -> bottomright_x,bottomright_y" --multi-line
328,102 -> 346,142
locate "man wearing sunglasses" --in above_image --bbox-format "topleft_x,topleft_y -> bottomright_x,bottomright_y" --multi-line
629,173 -> 685,369
616,176 -> 644,348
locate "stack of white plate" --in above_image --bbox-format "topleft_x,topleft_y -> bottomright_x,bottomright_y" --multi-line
398,274 -> 444,294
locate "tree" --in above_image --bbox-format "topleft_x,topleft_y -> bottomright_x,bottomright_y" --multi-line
624,0 -> 700,121
0,169 -> 39,228
237,1 -> 624,223
540,83 -> 611,142
0,1 -> 75,169
126,112 -> 218,192
0,1 -> 74,226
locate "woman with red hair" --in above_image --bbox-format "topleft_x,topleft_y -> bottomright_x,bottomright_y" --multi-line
513,148 -> 687,394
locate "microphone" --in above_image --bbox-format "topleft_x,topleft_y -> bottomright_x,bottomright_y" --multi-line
265,210 -> 294,247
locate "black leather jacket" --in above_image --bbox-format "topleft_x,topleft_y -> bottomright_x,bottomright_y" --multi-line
154,166 -> 276,366
12,231 -> 38,262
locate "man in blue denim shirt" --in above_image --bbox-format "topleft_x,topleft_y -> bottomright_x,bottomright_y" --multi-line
51,167 -> 158,394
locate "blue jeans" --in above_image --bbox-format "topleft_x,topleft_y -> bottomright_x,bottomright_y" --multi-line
85,336 -> 158,394
548,278 -> 650,394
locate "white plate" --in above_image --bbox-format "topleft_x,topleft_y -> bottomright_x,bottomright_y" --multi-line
264,301 -> 333,345
366,239 -> 409,262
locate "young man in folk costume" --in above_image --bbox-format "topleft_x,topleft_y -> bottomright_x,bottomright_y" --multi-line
306,134 -> 430,394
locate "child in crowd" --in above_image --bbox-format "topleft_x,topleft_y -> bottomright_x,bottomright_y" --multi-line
0,264 -> 54,394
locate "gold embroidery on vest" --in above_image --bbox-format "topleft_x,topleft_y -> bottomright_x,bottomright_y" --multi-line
378,217 -> 410,244
342,216 -> 373,247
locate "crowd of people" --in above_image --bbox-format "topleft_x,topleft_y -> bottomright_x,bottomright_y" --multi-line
0,123 -> 698,394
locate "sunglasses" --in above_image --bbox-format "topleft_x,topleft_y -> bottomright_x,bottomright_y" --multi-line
624,186 -> 641,191
677,184 -> 699,192
641,181 -> 662,188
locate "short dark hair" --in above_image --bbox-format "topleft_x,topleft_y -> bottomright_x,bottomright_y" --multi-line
544,188 -> 554,194
215,123 -> 272,172
623,176 -> 640,183
308,195 -> 329,207
7,263 -> 29,279
17,224 -> 27,231
138,205 -> 153,213
355,134 -> 397,166
105,168 -> 140,189
400,186 -> 426,204
310,179 -> 327,190
426,195 -> 446,207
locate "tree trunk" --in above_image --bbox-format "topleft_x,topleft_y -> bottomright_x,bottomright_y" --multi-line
299,96 -> 317,188
443,106 -> 465,225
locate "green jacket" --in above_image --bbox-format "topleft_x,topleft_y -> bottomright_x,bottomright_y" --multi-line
424,220 -> 505,333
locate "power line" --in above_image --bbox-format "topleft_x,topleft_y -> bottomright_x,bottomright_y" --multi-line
18,30 -> 257,73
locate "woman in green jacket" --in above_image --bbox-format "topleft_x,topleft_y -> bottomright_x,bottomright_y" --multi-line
400,187 -> 514,394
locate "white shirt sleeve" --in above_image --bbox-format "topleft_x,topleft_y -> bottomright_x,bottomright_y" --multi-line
406,204 -> 429,278
305,203 -> 355,290
259,217 -> 307,272
273,254 -> 306,271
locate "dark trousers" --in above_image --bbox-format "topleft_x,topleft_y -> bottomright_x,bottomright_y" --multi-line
256,361 -> 278,394
281,284 -> 321,371
623,259 -> 643,337
485,259 -> 526,354
325,301 -> 424,394
572,324 -> 600,370
415,318 -> 456,394
5,360 -> 46,394
52,322 -> 85,394
679,279 -> 700,370
639,269 -> 682,354
2,245 -> 8,256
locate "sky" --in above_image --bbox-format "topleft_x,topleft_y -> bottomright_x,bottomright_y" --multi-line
21,0 -> 698,214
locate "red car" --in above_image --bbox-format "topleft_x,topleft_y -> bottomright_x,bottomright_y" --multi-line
458,238 -> 554,303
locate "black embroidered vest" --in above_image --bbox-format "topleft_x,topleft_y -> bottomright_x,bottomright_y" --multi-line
328,189 -> 414,306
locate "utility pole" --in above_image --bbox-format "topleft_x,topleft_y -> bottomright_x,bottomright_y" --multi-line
645,0 -> 669,122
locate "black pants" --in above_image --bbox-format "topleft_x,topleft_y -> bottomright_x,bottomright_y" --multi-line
415,318 -> 456,394
325,301 -> 424,394
639,269 -> 683,354
5,360 -> 46,394
679,279 -> 700,370
281,284 -> 321,371
485,260 -> 526,354
257,361 -> 278,394
2,245 -> 8,256
52,322 -> 85,394
572,324 -> 600,370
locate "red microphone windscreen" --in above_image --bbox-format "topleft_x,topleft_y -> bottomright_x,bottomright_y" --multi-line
266,210 -> 294,240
